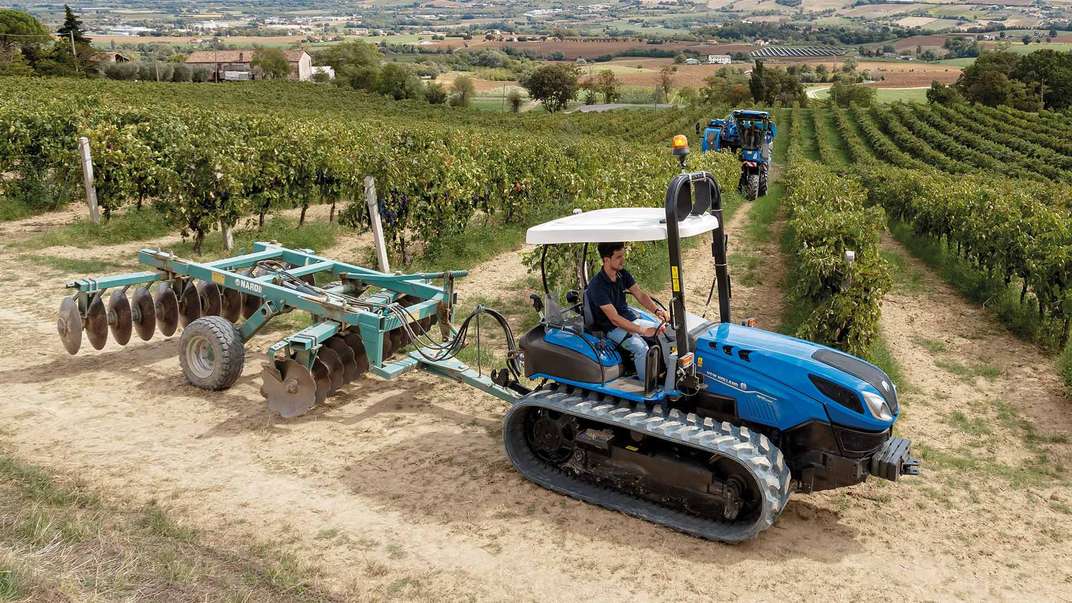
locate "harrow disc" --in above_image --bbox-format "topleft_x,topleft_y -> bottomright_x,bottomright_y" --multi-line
382,331 -> 396,359
131,287 -> 156,341
325,337 -> 359,383
221,288 -> 242,323
107,289 -> 133,346
178,283 -> 202,328
241,293 -> 260,320
318,346 -> 345,394
85,295 -> 109,350
261,359 -> 318,418
341,331 -> 370,378
198,281 -> 223,317
57,296 -> 83,355
154,284 -> 180,337
312,357 -> 332,405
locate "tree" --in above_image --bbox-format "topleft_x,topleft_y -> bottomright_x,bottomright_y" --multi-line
507,89 -> 524,112
659,65 -> 676,102
520,63 -> 579,113
829,80 -> 876,107
955,50 -> 1020,105
1012,49 -> 1072,109
701,69 -> 751,105
315,40 -> 382,91
593,69 -> 621,103
815,63 -> 829,82
1022,35 -> 1032,45
450,75 -> 475,107
376,63 -> 424,100
0,9 -> 51,67
749,60 -> 766,102
56,5 -> 89,44
926,81 -> 962,105
251,48 -> 290,80
841,55 -> 857,73
424,81 -> 448,104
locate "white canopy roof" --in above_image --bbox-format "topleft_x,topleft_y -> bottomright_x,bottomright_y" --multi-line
525,208 -> 719,244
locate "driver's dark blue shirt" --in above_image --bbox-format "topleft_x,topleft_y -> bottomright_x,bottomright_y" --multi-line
587,268 -> 636,333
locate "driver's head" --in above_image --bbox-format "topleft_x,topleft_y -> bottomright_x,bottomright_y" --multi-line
598,242 -> 626,273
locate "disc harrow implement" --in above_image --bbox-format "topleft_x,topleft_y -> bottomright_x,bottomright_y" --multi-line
56,242 -> 490,419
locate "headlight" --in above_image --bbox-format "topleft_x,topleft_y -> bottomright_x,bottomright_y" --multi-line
862,391 -> 893,421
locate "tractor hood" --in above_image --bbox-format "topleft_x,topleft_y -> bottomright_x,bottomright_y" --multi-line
697,323 -> 899,431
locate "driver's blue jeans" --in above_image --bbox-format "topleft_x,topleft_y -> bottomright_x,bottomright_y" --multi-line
608,319 -> 657,384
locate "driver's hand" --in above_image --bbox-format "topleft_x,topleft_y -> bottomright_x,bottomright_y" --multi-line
655,308 -> 670,322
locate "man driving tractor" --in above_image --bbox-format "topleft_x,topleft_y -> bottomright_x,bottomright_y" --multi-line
587,242 -> 669,384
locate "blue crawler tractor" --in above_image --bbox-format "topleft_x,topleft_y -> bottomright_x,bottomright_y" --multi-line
506,136 -> 917,541
699,109 -> 777,201
56,137 -> 916,543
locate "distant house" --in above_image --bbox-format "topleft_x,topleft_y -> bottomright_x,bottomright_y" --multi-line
707,54 -> 731,64
184,49 -> 313,82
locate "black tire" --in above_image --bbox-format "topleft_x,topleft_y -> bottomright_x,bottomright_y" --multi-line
179,316 -> 245,390
746,174 -> 759,201
759,169 -> 768,197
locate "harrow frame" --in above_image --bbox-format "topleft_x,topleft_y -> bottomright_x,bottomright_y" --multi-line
62,241 -> 520,411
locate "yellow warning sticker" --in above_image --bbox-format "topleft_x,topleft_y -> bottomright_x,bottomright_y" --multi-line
211,272 -> 225,285
697,356 -> 703,368
671,266 -> 680,292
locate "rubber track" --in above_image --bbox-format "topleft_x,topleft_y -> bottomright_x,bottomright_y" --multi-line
503,385 -> 792,543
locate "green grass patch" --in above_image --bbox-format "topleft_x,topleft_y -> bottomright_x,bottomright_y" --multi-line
934,357 -> 1001,381
880,249 -> 927,294
17,207 -> 174,250
172,217 -> 341,260
942,410 -> 992,437
912,335 -> 947,354
22,254 -> 133,274
745,182 -> 783,244
409,218 -> 529,273
0,565 -> 22,601
0,197 -> 37,222
1060,343 -> 1072,395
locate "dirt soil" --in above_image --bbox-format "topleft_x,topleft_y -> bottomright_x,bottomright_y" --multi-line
1,199 -> 1071,600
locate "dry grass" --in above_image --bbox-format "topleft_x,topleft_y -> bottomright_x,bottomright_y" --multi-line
0,451 -> 339,602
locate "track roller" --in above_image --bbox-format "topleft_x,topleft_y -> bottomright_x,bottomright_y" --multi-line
131,287 -> 156,341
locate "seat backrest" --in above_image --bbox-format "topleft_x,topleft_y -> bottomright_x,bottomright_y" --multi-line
582,290 -> 600,334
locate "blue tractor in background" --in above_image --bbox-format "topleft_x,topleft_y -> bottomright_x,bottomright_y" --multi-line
507,137 -> 918,542
699,110 -> 776,201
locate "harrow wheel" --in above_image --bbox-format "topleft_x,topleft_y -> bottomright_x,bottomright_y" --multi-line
131,287 -> 156,341
107,289 -> 133,346
85,295 -> 109,350
154,284 -> 180,337
178,316 -> 245,391
57,296 -> 83,355
261,358 -> 318,418
178,282 -> 202,328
